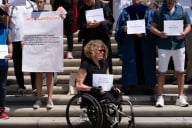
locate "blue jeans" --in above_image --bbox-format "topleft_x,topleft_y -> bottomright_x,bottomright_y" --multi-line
0,66 -> 8,108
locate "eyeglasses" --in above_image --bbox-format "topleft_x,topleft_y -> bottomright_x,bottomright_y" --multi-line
98,49 -> 106,53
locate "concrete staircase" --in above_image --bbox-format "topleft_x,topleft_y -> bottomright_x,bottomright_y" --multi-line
1,1 -> 192,128
2,31 -> 192,128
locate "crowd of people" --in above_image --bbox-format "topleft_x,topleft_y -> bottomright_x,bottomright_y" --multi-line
0,0 -> 192,121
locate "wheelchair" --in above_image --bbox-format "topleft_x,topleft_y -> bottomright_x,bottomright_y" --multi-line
66,93 -> 135,128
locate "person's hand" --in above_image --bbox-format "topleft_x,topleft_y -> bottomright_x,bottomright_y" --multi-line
56,6 -> 67,19
158,32 -> 168,38
21,41 -> 25,47
86,20 -> 100,28
111,87 -> 121,94
136,33 -> 143,37
178,32 -> 186,39
90,86 -> 102,95
123,26 -> 127,32
4,53 -> 12,59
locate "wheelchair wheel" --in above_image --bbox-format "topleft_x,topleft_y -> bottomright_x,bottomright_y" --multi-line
101,102 -> 122,128
126,100 -> 135,128
66,93 -> 103,128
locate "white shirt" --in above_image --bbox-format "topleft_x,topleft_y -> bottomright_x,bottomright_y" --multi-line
9,0 -> 37,42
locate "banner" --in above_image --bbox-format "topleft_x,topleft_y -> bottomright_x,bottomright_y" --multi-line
22,11 -> 64,72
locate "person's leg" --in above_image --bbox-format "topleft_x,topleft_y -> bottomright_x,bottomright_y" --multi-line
65,15 -> 74,59
30,72 -> 36,90
176,72 -> 185,96
156,49 -> 171,107
0,67 -> 8,109
157,49 -> 171,96
46,72 -> 54,100
0,67 -> 9,119
106,41 -> 113,74
36,73 -> 43,100
173,48 -> 188,107
157,72 -> 165,96
53,72 -> 57,86
173,48 -> 185,96
12,42 -> 25,90
33,73 -> 43,109
46,72 -> 54,109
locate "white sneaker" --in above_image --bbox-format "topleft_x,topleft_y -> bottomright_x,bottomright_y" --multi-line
156,96 -> 164,107
176,96 -> 189,107
33,100 -> 42,109
46,100 -> 54,109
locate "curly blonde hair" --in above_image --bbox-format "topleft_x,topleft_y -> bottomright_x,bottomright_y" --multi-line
84,40 -> 108,59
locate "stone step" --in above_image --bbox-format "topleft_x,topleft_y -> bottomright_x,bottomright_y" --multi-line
8,58 -> 122,68
1,116 -> 192,128
7,66 -> 122,76
4,105 -> 192,117
6,84 -> 192,96
7,74 -> 122,85
5,93 -> 192,105
63,36 -> 117,44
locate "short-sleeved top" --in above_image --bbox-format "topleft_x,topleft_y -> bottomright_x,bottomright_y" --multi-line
152,4 -> 191,50
0,23 -> 8,67
80,59 -> 108,87
9,1 -> 36,42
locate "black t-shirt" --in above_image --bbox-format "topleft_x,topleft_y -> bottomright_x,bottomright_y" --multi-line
52,0 -> 72,11
80,59 -> 108,87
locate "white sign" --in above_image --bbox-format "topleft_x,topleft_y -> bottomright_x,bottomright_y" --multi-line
85,8 -> 104,23
22,11 -> 64,72
92,74 -> 113,91
178,0 -> 192,7
8,0 -> 26,6
164,20 -> 183,36
0,45 -> 8,59
127,19 -> 146,34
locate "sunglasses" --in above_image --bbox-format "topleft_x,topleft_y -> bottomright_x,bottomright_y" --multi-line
98,49 -> 106,53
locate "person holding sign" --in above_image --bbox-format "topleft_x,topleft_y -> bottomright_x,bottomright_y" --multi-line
0,2 -> 11,119
32,0 -> 55,109
8,0 -> 37,95
77,0 -> 114,74
51,0 -> 74,59
115,0 -> 157,91
150,0 -> 191,107
76,40 -> 122,128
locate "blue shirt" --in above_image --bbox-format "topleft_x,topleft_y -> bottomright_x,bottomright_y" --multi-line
152,4 -> 191,50
0,23 -> 8,67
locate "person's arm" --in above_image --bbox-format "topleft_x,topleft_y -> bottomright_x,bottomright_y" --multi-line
179,24 -> 191,39
150,22 -> 168,38
4,31 -> 12,59
7,32 -> 12,58
76,68 -> 92,92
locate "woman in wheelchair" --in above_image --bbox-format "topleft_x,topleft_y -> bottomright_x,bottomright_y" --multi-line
76,40 -> 122,104
75,40 -> 123,128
